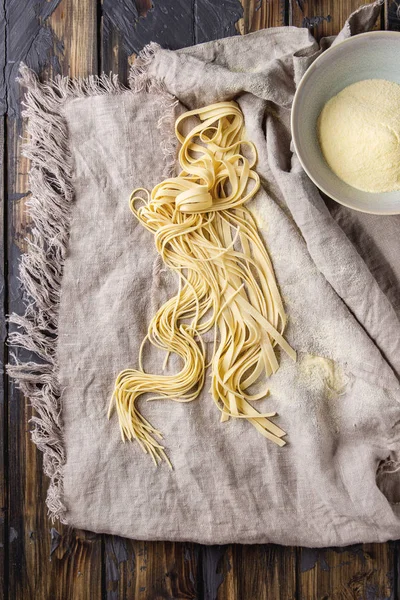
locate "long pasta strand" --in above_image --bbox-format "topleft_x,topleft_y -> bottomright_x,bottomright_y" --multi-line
108,101 -> 296,465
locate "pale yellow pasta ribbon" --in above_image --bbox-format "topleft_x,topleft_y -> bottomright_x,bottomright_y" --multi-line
108,101 -> 296,466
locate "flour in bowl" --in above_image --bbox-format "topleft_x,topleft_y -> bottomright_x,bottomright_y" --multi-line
318,79 -> 400,193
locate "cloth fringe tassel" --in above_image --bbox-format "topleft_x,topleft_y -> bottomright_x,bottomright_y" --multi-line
8,47 -> 177,523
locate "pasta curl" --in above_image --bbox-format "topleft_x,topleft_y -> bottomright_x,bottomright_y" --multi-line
108,101 -> 296,466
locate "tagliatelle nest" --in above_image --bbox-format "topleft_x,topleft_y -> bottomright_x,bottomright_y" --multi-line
108,101 -> 296,466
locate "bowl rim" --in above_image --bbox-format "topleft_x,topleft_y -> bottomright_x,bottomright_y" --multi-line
291,30 -> 400,216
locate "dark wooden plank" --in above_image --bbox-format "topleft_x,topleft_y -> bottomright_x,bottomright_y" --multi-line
193,0 -> 243,43
198,545 -> 228,600
299,544 -> 394,600
101,0 -> 244,82
290,4 -> 394,599
6,0 -> 102,598
0,114 -> 6,600
100,1 -> 197,596
0,9 -> 7,600
101,0 -> 193,84
50,0 -> 97,76
385,0 -> 400,30
48,528 -> 102,600
237,0 -> 287,34
100,3 -> 244,599
0,0 -> 6,116
100,2 -> 199,597
7,111 -> 36,600
395,543 -> 400,600
0,0 -> 7,593
4,0 -> 62,119
290,0 -> 394,593
5,1 -> 64,590
290,0 -> 381,40
216,545 -> 297,600
104,538 -> 199,600
197,2 -> 294,598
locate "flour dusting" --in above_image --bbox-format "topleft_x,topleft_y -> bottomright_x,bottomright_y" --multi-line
298,354 -> 349,399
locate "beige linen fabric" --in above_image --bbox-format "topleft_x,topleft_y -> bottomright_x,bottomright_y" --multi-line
11,0 -> 400,546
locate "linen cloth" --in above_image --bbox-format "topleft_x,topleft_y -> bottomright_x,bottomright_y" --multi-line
11,0 -> 400,546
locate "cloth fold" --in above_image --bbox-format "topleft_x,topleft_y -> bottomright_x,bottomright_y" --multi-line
10,0 -> 400,546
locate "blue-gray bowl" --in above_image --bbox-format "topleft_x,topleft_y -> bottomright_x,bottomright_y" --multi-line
291,31 -> 400,215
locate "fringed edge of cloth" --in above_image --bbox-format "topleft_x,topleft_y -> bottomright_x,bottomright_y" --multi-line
129,42 -> 179,178
7,56 -> 179,523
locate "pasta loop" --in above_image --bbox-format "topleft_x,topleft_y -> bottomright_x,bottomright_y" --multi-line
108,101 -> 296,466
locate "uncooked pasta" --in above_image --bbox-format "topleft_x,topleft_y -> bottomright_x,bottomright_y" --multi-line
108,101 -> 296,466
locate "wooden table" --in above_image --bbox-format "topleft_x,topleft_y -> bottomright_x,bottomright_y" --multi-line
2,1 -> 400,598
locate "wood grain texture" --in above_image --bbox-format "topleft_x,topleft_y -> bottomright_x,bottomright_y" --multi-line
198,545 -> 228,600
0,0 -> 6,115
237,0 -> 287,33
0,114 -> 5,600
290,0 -> 382,39
50,0 -> 97,77
7,117 -> 35,600
216,545 -> 297,600
48,529 -> 102,600
0,13 -> 6,600
6,1 -> 101,599
101,0 -> 193,85
2,0 -> 63,118
101,0 -> 243,81
385,0 -> 400,30
299,544 -> 394,600
104,538 -> 199,600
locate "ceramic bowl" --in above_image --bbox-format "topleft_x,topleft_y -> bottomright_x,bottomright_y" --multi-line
291,31 -> 400,215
